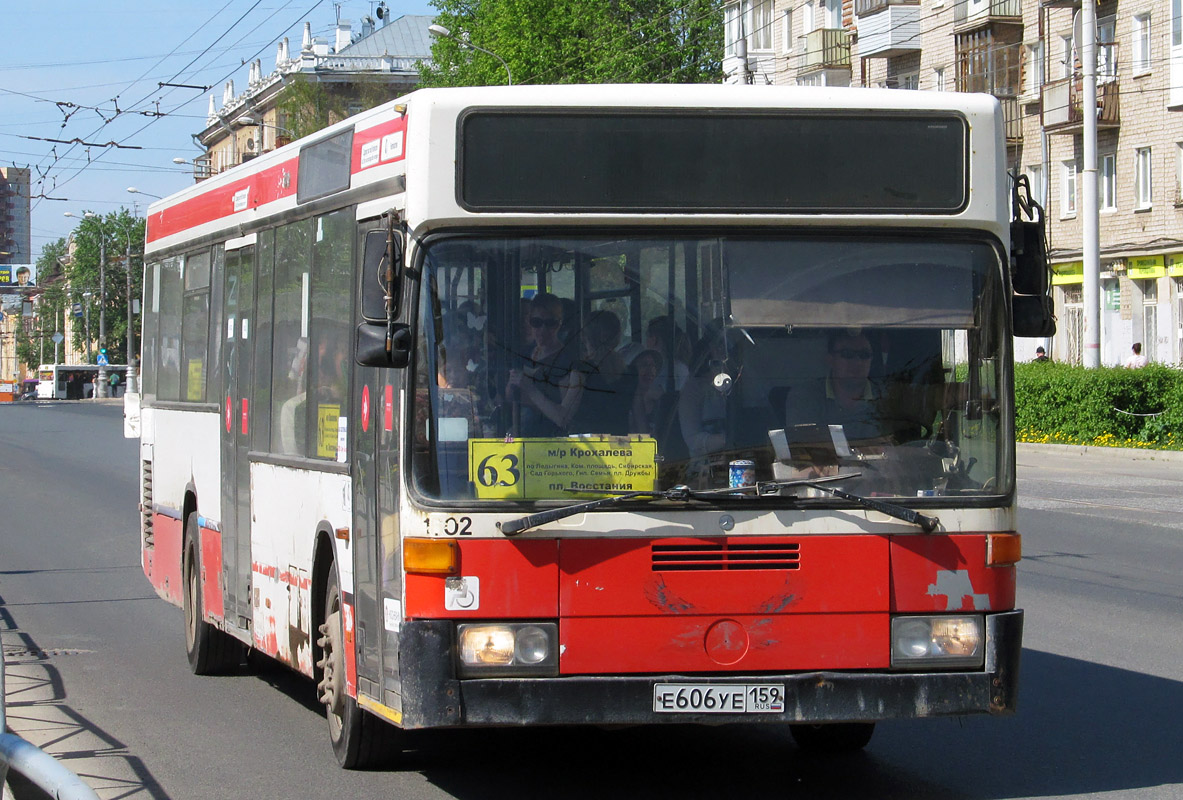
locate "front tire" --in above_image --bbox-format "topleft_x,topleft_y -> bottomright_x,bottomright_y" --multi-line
317,566 -> 400,768
182,515 -> 240,675
789,722 -> 875,753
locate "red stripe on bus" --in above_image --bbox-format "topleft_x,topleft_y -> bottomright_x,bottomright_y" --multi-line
146,157 -> 299,243
146,115 -> 404,245
351,115 -> 407,173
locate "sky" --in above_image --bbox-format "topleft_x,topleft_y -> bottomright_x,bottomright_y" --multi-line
1,1 -> 438,265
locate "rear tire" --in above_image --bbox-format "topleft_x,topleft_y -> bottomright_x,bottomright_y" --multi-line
789,722 -> 875,753
183,515 -> 241,675
317,566 -> 400,768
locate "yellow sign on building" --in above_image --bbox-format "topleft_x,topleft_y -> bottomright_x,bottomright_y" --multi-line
1127,255 -> 1165,280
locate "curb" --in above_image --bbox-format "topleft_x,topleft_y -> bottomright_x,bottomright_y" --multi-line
1017,442 -> 1183,463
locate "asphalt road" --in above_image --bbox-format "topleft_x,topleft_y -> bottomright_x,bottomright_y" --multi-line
1,402 -> 1181,799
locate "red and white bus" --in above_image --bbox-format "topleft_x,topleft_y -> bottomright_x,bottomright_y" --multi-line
133,85 -> 1047,766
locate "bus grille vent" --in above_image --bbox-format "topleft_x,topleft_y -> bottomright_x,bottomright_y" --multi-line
141,460 -> 154,548
651,542 -> 801,572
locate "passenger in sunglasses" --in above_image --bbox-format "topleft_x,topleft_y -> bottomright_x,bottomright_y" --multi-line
506,292 -> 576,436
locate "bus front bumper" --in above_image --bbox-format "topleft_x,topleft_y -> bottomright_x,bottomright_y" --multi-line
398,609 -> 1022,729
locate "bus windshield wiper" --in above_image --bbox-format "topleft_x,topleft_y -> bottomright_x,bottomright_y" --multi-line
803,481 -> 940,533
496,474 -> 854,536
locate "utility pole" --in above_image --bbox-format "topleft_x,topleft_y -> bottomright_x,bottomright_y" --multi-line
1081,5 -> 1101,367
125,228 -> 137,393
97,223 -> 108,396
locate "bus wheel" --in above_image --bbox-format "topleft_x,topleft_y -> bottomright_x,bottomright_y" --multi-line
789,722 -> 875,753
317,567 -> 399,768
183,517 -> 240,675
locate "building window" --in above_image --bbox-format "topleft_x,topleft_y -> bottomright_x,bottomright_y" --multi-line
1135,147 -> 1153,209
802,0 -> 816,36
725,3 -> 740,57
1100,153 -> 1116,211
1027,163 -> 1045,207
1026,41 -> 1044,96
1062,159 -> 1077,217
822,0 -> 841,29
1133,14 -> 1152,75
1175,142 -> 1183,204
782,8 -> 794,52
1098,17 -> 1117,82
1060,35 -> 1074,80
751,0 -> 774,50
935,66 -> 947,91
898,71 -> 920,90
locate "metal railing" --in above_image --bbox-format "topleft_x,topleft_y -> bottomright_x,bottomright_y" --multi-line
954,0 -> 1021,25
0,636 -> 99,800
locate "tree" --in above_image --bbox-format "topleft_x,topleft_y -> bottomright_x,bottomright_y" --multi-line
60,210 -> 145,366
278,75 -> 401,140
418,0 -> 723,88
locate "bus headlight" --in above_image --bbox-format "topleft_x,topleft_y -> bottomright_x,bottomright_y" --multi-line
891,615 -> 984,669
457,623 -> 559,677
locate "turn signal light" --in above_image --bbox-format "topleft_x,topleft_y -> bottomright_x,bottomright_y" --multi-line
403,538 -> 458,574
987,533 -> 1021,566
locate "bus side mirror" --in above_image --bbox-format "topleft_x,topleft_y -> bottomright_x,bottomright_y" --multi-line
1011,220 -> 1048,295
1011,211 -> 1056,338
355,224 -> 411,367
356,321 -> 411,368
1013,294 -> 1056,338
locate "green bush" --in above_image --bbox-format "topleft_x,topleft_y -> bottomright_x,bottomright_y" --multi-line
1015,362 -> 1182,449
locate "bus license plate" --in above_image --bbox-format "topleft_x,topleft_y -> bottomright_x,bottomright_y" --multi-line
653,684 -> 785,714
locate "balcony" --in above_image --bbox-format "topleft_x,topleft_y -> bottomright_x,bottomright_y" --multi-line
1041,77 -> 1120,133
954,0 -> 1022,32
857,3 -> 922,57
855,0 -> 918,16
798,29 -> 851,71
191,153 -> 214,182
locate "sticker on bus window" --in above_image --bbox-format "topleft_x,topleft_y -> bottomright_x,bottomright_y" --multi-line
468,436 -> 658,500
317,404 -> 341,458
187,359 -> 203,401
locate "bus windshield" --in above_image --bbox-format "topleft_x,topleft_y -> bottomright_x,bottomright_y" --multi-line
410,233 -> 1009,505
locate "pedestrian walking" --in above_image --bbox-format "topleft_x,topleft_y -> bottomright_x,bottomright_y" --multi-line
1124,342 -> 1148,368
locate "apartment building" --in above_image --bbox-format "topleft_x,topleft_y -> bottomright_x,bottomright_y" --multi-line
1,166 -> 31,265
723,0 -> 1183,365
196,14 -> 431,180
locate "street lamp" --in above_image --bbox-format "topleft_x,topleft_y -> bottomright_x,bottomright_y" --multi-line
428,24 -> 513,86
126,187 -> 162,199
64,210 -> 108,397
